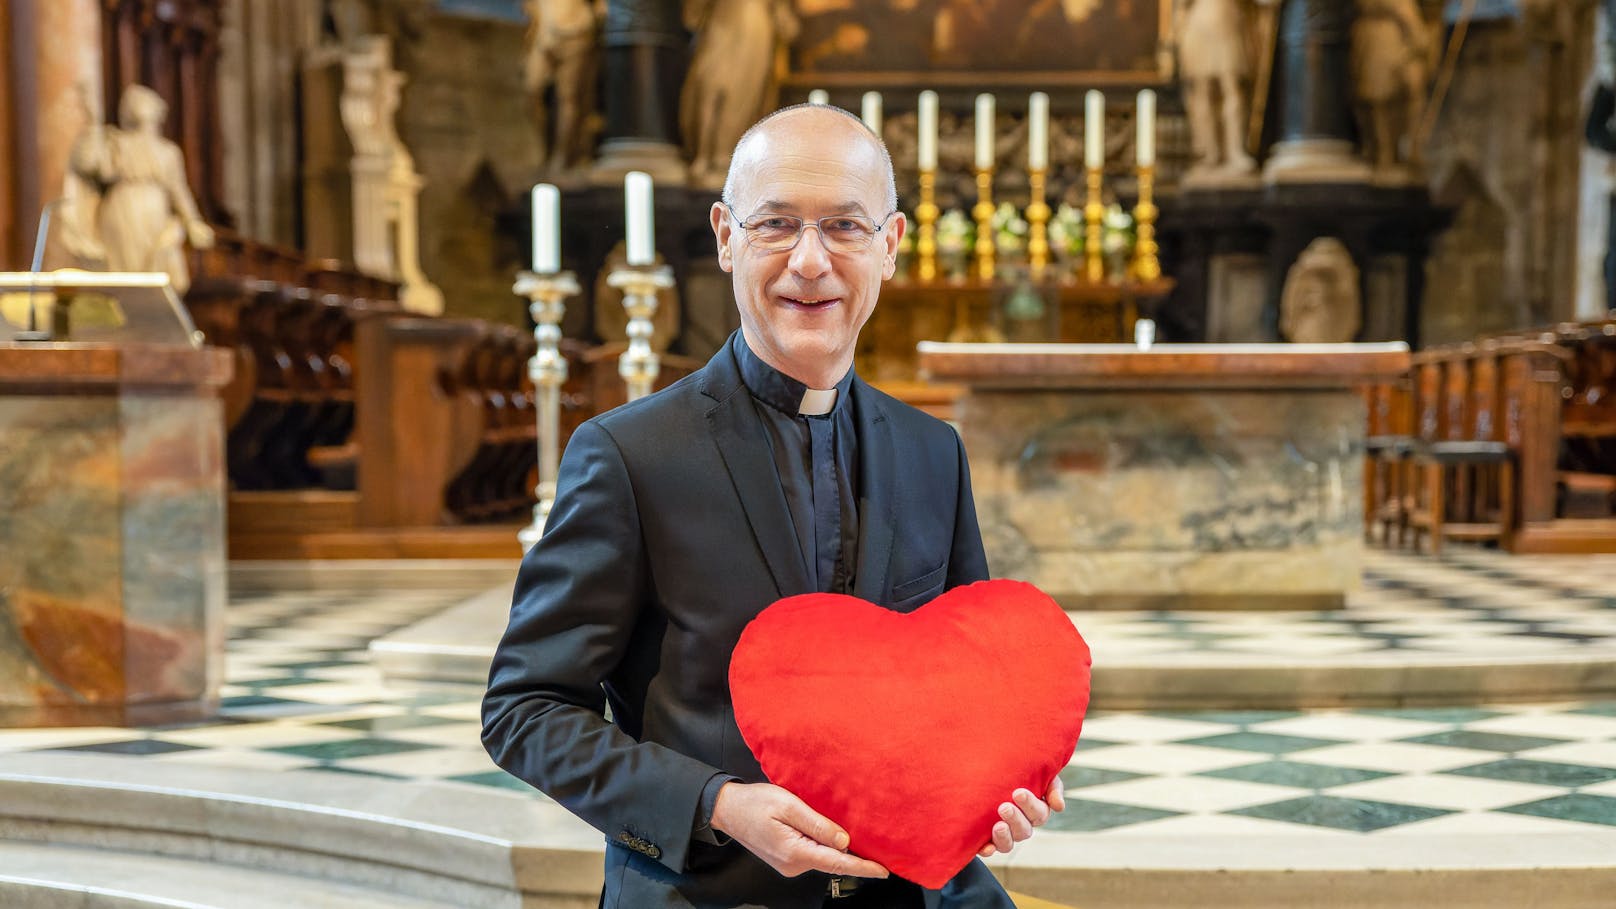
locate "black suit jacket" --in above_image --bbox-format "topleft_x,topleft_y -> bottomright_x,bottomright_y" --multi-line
482,338 -> 1010,909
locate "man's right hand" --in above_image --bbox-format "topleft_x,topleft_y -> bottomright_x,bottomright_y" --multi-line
709,781 -> 890,881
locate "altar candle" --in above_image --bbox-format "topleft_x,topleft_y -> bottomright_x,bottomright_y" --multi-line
861,91 -> 882,135
624,171 -> 654,266
1136,89 -> 1156,167
975,93 -> 995,170
1028,92 -> 1049,171
918,90 -> 938,170
531,184 -> 559,274
1085,90 -> 1104,169
808,89 -> 829,106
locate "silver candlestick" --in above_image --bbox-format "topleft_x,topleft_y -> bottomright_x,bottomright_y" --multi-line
515,269 -> 581,552
606,263 -> 675,401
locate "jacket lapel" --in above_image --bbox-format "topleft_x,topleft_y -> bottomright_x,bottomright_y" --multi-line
703,346 -> 811,599
850,378 -> 897,604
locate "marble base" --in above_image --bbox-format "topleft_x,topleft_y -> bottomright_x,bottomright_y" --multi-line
963,390 -> 1364,609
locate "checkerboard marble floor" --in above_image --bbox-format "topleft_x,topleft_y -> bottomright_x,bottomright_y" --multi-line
4,549 -> 1616,841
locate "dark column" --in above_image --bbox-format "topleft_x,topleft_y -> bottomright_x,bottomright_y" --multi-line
1263,0 -> 1369,184
591,0 -> 687,185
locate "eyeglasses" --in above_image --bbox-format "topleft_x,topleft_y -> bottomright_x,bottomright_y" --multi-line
726,204 -> 895,254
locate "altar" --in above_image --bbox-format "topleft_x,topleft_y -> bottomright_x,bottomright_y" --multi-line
920,342 -> 1410,609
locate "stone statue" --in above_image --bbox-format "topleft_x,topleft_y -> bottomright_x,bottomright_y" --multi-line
1176,0 -> 1258,179
680,0 -> 799,188
62,85 -> 215,295
1350,0 -> 1432,177
524,0 -> 603,174
1280,237 -> 1361,344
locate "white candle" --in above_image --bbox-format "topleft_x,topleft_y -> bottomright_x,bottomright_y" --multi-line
861,91 -> 882,135
1136,89 -> 1156,167
1085,90 -> 1104,169
532,184 -> 560,274
918,90 -> 938,170
974,93 -> 995,170
1028,92 -> 1049,170
808,89 -> 829,106
624,171 -> 654,266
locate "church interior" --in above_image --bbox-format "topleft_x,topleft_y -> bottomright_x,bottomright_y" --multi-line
5,0 -> 1616,905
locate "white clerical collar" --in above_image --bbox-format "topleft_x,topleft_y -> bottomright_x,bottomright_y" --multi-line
798,387 -> 838,416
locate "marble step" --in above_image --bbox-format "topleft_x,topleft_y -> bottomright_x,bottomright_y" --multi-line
229,559 -> 519,594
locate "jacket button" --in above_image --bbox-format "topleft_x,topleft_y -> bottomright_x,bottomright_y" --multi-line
646,844 -> 661,859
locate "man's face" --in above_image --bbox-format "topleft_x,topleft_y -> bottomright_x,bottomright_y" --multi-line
711,115 -> 905,386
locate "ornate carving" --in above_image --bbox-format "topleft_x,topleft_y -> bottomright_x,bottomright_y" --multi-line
1280,237 -> 1361,343
1350,0 -> 1433,177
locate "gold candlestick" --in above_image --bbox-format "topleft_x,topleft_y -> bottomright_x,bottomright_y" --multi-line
1026,167 -> 1050,277
1083,164 -> 1104,283
606,263 -> 676,401
1131,164 -> 1161,283
916,168 -> 939,282
514,268 -> 581,551
972,168 -> 995,281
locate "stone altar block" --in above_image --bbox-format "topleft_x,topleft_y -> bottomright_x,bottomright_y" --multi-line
0,275 -> 231,725
920,342 -> 1410,609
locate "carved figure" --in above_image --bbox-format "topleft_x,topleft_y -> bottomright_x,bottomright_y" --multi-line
1176,0 -> 1257,176
1350,0 -> 1432,175
524,0 -> 603,174
64,85 -> 214,295
680,0 -> 799,187
1280,237 -> 1361,344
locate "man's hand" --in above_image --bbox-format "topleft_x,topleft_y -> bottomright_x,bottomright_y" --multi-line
977,776 -> 1065,858
710,781 -> 890,880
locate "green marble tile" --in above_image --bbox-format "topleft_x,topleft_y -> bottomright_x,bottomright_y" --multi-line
1230,795 -> 1450,832
1072,737 -> 1120,752
447,770 -> 543,794
1401,730 -> 1572,753
1178,731 -> 1343,754
1200,760 -> 1392,790
1152,711 -> 1302,727
1569,703 -> 1616,718
1043,798 -> 1180,833
1059,766 -> 1145,789
308,765 -> 407,781
1358,707 -> 1505,724
323,714 -> 459,733
1499,793 -> 1616,827
266,738 -> 437,761
1444,759 -> 1616,788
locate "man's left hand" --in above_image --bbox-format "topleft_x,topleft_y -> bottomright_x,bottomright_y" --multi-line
977,776 -> 1065,858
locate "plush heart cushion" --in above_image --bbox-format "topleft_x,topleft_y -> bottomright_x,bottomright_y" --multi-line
729,579 -> 1091,889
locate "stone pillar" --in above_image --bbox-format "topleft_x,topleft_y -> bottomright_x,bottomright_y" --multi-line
591,0 -> 687,185
1263,0 -> 1370,184
7,0 -> 103,266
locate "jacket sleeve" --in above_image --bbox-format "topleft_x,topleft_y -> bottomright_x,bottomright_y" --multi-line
946,426 -> 991,587
481,420 -> 719,873
1588,83 -> 1616,153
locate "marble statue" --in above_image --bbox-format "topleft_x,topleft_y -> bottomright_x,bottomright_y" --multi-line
524,0 -> 603,174
681,0 -> 799,188
63,85 -> 215,295
1176,0 -> 1258,178
1349,0 -> 1432,177
1279,237 -> 1361,344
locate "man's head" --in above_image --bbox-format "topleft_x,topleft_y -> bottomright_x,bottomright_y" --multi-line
711,104 -> 905,389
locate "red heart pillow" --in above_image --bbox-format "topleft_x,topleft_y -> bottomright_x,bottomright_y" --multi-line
729,579 -> 1091,889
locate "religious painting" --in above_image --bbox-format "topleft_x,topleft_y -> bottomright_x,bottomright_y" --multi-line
788,0 -> 1172,87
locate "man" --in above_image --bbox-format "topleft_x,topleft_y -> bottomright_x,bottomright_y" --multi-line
482,105 -> 1061,909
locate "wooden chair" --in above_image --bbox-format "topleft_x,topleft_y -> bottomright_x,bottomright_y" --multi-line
1364,378 -> 1416,545
1408,343 -> 1514,553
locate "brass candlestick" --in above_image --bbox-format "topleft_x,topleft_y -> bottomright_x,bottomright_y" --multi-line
1131,164 -> 1161,283
514,269 -> 581,551
916,168 -> 939,281
607,263 -> 675,401
1083,164 -> 1105,283
1026,167 -> 1051,277
972,168 -> 995,281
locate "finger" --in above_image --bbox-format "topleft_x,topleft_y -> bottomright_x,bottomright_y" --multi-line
991,820 -> 1013,854
799,841 -> 890,879
999,800 -> 1035,842
1013,788 -> 1051,826
1048,776 -> 1067,813
781,798 -> 850,851
978,844 -> 997,858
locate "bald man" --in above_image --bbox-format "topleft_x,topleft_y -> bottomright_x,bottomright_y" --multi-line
483,106 -> 1060,909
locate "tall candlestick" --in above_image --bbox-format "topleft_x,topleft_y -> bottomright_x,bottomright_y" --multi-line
1028,91 -> 1049,171
861,91 -> 882,135
513,268 -> 580,550
624,171 -> 654,266
975,93 -> 995,170
531,184 -> 559,274
1136,89 -> 1156,167
918,90 -> 938,171
1085,90 -> 1105,169
808,89 -> 829,106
